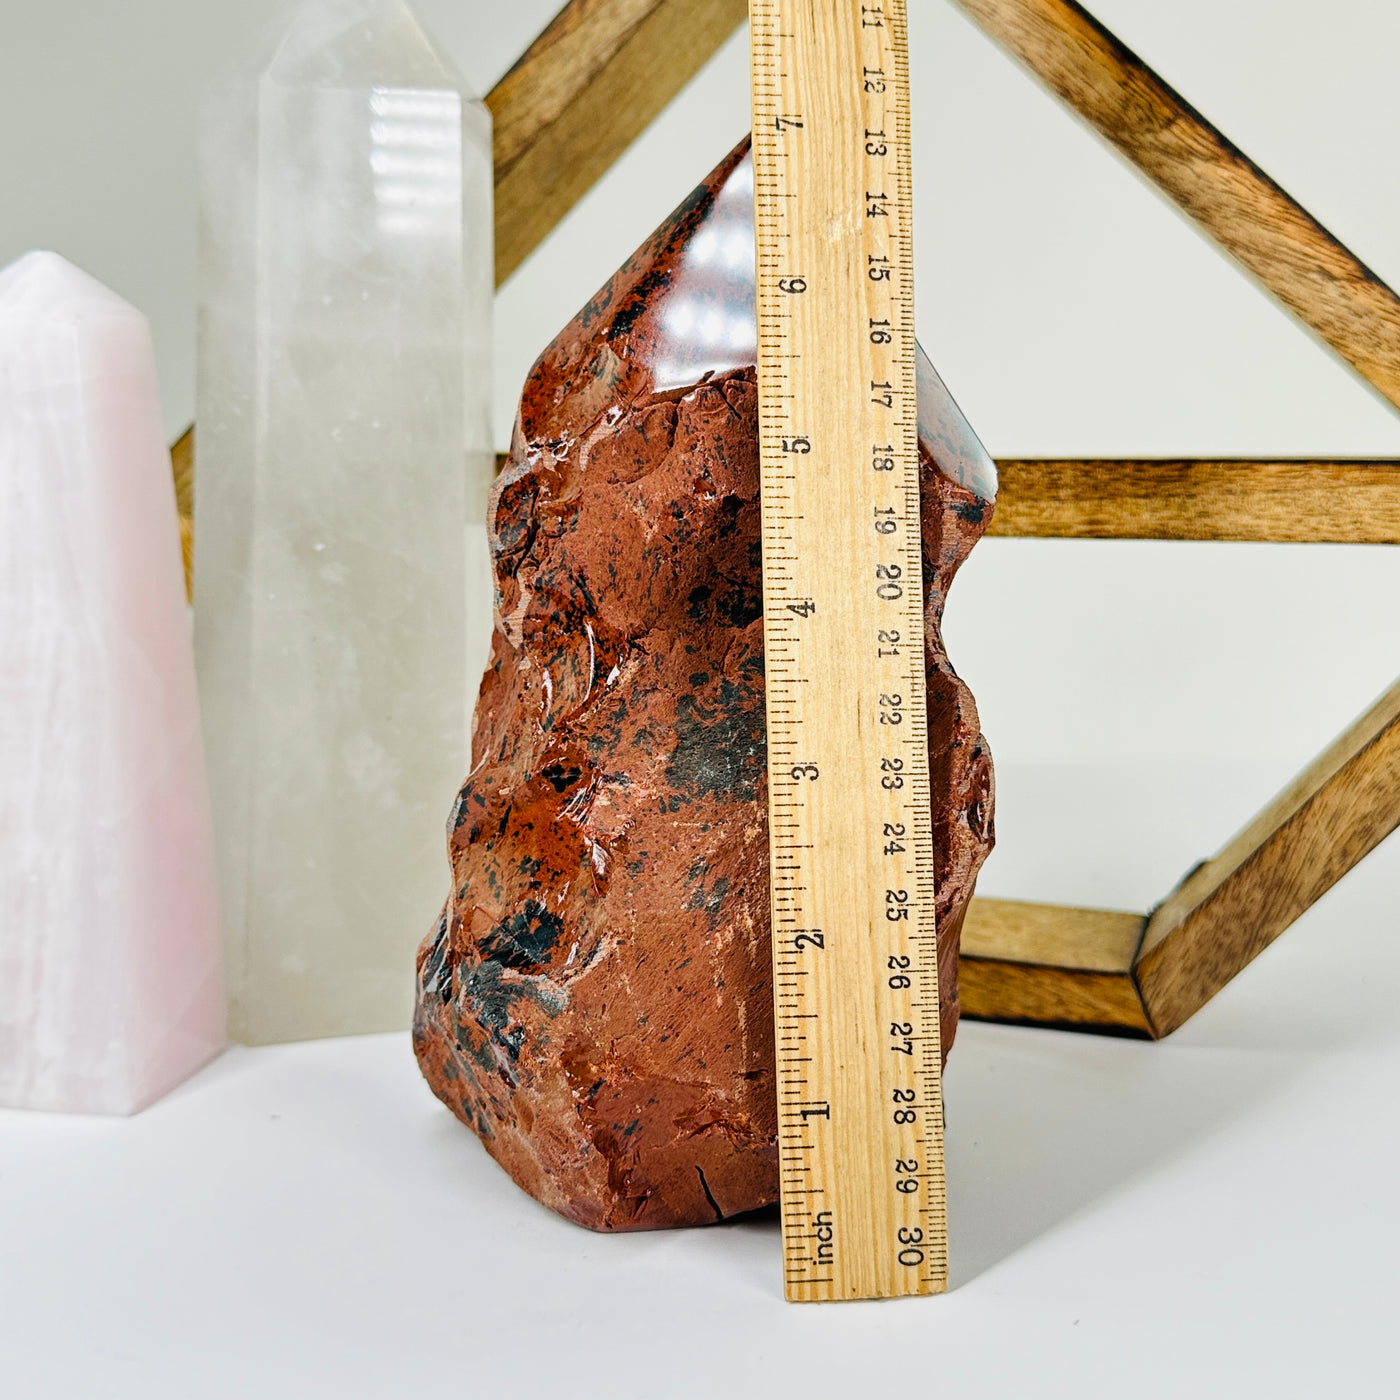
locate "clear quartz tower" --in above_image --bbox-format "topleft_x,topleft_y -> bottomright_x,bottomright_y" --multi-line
0,252 -> 224,1112
196,0 -> 494,1043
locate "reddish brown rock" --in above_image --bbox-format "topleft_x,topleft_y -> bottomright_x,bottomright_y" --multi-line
413,138 -> 997,1231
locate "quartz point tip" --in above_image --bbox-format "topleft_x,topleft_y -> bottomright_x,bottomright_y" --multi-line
1,252 -> 224,1115
263,0 -> 467,88
196,0 -> 494,1044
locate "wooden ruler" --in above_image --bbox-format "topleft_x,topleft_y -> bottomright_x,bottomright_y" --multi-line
750,0 -> 946,1302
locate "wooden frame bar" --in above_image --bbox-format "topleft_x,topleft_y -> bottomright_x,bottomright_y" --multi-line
962,678 -> 1400,1038
949,0 -> 1400,414
173,447 -> 1400,561
989,459 -> 1400,544
1137,676 -> 1400,1034
960,899 -> 1151,1036
170,0 -> 1400,1040
939,0 -> 1400,1037
489,0 -> 748,283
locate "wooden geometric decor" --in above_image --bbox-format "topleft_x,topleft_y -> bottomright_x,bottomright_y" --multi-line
946,0 -> 1400,1037
172,0 -> 1400,1041
961,677 -> 1400,1036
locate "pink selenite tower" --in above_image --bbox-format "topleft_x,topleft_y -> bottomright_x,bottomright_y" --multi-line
0,252 -> 224,1114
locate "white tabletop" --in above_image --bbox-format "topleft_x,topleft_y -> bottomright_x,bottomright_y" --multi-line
4,820 -> 1396,1400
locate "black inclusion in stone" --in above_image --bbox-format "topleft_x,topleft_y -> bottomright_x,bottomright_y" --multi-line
665,679 -> 767,805
481,900 -> 566,972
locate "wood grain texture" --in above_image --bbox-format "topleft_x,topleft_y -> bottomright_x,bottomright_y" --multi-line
960,957 -> 1152,1036
951,0 -> 1400,413
962,676 -> 1400,1039
171,426 -> 194,600
1136,678 -> 1400,1035
752,0 -> 944,1301
990,459 -> 1400,544
959,898 -> 1152,1035
488,0 -> 659,174
962,896 -> 1144,972
172,451 -> 1400,568
490,0 -> 748,283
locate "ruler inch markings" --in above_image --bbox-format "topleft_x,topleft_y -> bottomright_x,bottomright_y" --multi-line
752,0 -> 946,1304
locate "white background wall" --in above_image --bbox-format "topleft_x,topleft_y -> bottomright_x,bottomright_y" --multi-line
4,0 -> 1400,914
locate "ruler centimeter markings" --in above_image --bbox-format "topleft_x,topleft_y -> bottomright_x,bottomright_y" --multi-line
751,0 -> 947,1302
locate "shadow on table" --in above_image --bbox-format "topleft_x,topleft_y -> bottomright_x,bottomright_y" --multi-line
942,1017 -> 1306,1287
696,1019 -> 1310,1292
411,1019 -> 1307,1293
416,833 -> 1400,1295
942,791 -> 1400,1287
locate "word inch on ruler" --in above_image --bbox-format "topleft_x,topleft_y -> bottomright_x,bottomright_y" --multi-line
750,0 -> 947,1302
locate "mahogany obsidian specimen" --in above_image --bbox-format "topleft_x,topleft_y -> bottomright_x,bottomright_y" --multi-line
413,138 -> 997,1231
